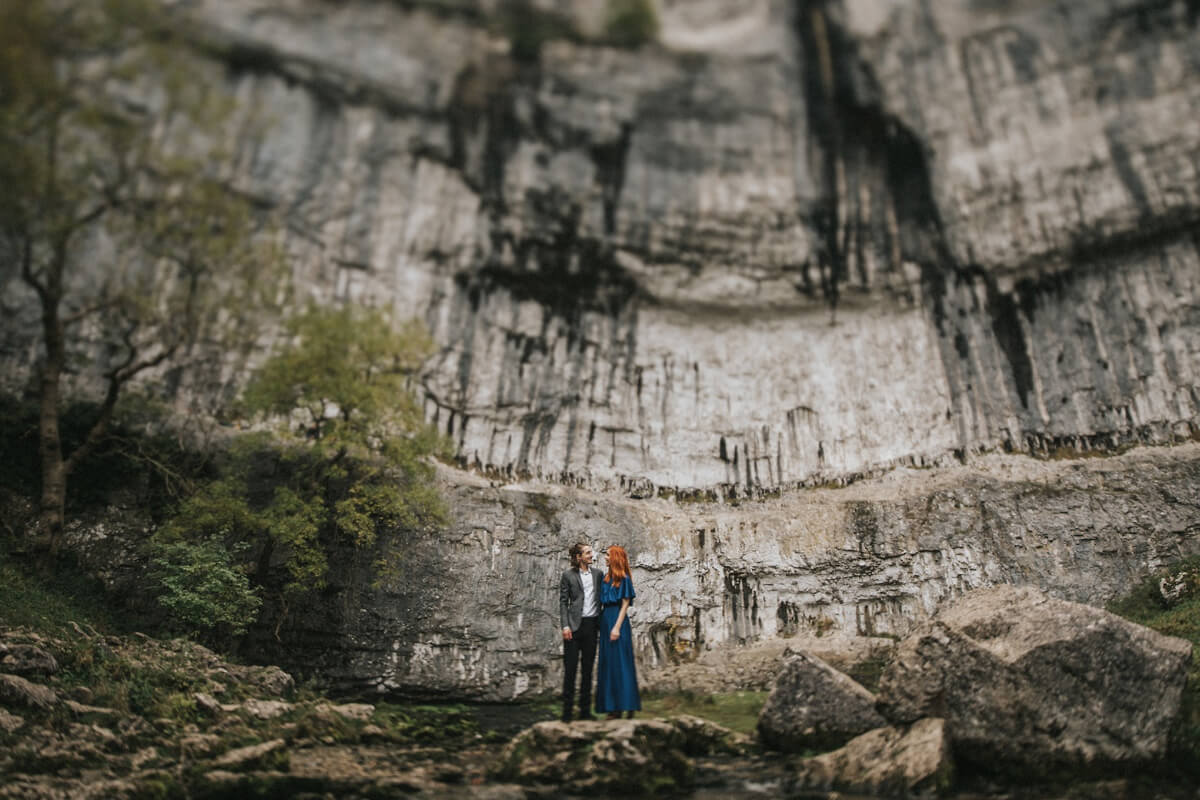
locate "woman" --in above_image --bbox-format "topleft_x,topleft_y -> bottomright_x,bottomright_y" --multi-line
595,545 -> 641,719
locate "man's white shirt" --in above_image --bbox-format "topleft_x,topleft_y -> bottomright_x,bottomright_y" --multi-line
580,568 -> 599,618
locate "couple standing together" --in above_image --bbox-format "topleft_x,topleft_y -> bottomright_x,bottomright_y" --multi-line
559,543 -> 641,722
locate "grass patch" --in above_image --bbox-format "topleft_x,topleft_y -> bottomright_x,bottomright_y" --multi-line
0,553 -> 121,636
1107,556 -> 1200,776
639,690 -> 768,736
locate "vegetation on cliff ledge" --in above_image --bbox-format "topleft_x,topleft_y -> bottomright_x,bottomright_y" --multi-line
1107,555 -> 1200,774
152,304 -> 451,640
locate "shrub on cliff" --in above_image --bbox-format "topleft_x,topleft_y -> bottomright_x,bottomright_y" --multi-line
154,305 -> 449,635
604,0 -> 658,48
1108,555 -> 1200,776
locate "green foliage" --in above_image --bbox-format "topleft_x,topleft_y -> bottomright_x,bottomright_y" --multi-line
603,0 -> 658,48
1107,556 -> 1200,775
150,537 -> 262,637
157,305 -> 449,626
1,0 -> 284,555
0,552 -> 120,635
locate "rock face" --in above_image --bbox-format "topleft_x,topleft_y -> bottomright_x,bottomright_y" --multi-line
66,443 -> 1200,700
876,584 -> 1193,774
3,0 -> 1200,496
789,717 -> 954,798
3,0 -> 1200,700
757,649 -> 885,752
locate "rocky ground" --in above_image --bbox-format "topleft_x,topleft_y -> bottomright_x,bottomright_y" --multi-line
0,624 -> 526,798
3,591 -> 1197,799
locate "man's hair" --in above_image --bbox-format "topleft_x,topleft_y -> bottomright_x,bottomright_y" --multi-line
568,542 -> 589,569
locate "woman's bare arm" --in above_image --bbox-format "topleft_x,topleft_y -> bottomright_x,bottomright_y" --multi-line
610,597 -> 630,641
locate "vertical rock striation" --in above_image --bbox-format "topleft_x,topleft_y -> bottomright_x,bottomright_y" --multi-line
5,0 -> 1197,494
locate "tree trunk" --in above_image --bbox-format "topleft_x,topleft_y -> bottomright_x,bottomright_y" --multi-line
34,242 -> 68,562
37,337 -> 67,560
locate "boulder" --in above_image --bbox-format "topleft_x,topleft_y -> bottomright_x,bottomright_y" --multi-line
492,719 -> 697,795
314,702 -> 375,722
672,714 -> 751,756
877,585 -> 1192,775
757,649 -> 886,752
212,738 -> 288,770
0,673 -> 58,710
241,699 -> 292,720
790,718 -> 953,797
0,644 -> 59,676
240,665 -> 295,698
0,708 -> 24,732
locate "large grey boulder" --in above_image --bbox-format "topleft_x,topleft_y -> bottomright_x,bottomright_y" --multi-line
789,717 -> 954,797
877,585 -> 1192,775
0,644 -> 59,677
757,649 -> 886,752
0,674 -> 58,711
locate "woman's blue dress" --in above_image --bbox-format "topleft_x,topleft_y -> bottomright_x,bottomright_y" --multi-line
595,575 -> 641,713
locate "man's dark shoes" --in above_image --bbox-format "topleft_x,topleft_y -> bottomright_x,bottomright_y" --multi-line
561,709 -> 572,723
576,711 -> 597,721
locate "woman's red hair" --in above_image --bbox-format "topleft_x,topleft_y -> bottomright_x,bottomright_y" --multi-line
604,546 -> 630,584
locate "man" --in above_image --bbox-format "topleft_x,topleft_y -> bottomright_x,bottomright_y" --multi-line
559,542 -> 603,722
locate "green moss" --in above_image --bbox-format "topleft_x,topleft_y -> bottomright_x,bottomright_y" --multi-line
0,556 -> 121,636
845,649 -> 893,693
603,0 -> 658,48
639,690 -> 767,736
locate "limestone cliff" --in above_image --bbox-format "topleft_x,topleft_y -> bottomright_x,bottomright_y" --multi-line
7,0 -> 1200,698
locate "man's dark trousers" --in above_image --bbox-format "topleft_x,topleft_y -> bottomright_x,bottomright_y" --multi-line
562,616 -> 599,720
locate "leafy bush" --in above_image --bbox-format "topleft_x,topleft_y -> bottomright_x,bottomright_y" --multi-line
604,0 -> 658,48
150,537 -> 262,637
159,305 -> 449,624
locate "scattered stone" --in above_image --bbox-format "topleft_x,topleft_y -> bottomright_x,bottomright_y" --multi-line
493,719 -> 695,794
194,692 -> 223,715
68,721 -> 120,749
211,738 -> 287,770
241,698 -> 293,720
877,585 -> 1192,775
238,665 -> 295,698
758,648 -> 887,752
672,714 -> 751,756
0,673 -> 58,710
180,733 -> 224,759
0,644 -> 59,676
314,702 -> 374,722
790,718 -> 953,797
360,723 -> 388,741
0,708 -> 24,732
64,699 -> 120,717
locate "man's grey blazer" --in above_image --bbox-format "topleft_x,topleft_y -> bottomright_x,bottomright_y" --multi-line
560,566 -> 603,632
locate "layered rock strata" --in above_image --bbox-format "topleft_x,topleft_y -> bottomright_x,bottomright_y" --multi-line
192,444 -> 1198,700
3,0 -> 1198,495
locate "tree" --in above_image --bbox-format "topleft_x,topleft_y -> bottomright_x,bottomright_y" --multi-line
0,0 -> 282,558
158,305 -> 449,629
